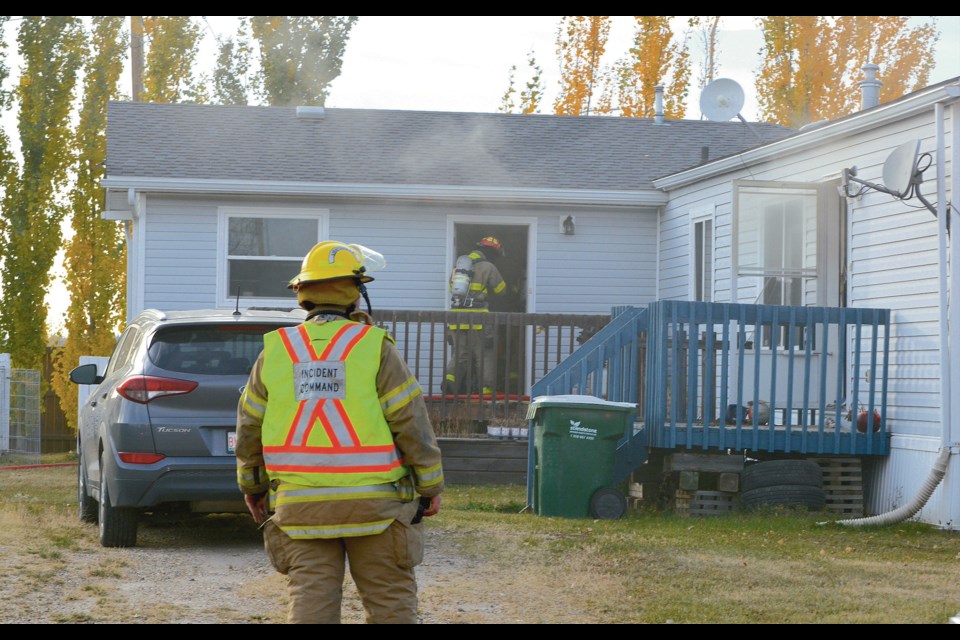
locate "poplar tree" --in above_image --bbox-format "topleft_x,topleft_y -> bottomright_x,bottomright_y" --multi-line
212,34 -> 253,105
50,16 -> 128,429
0,18 -> 16,239
756,16 -> 939,127
499,50 -> 545,115
0,16 -> 84,370
140,16 -> 204,103
553,16 -> 611,116
518,53 -> 546,115
606,16 -> 692,119
247,16 -> 357,107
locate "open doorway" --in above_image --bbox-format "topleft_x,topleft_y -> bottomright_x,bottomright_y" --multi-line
450,223 -> 529,399
452,223 -> 527,312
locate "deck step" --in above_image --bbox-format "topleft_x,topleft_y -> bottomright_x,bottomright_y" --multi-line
809,457 -> 864,517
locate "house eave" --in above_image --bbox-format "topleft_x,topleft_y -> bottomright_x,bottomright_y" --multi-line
100,177 -> 669,207
653,81 -> 960,190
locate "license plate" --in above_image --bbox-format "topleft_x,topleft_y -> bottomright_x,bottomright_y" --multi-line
227,431 -> 236,454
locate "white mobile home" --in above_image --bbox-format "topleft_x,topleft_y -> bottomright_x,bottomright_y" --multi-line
653,76 -> 960,530
100,76 -> 959,528
101,101 -> 790,395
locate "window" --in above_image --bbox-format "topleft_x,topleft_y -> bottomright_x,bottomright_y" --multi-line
733,180 -> 839,349
692,217 -> 713,302
218,208 -> 326,306
149,325 -> 287,376
104,325 -> 140,379
734,181 -> 822,307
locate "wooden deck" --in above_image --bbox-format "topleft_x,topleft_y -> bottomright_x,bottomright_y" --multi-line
643,419 -> 889,458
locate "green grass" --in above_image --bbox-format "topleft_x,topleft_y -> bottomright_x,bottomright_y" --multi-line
430,484 -> 960,623
2,465 -> 959,623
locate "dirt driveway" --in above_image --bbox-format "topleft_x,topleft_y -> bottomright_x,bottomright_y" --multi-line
4,511 -> 548,624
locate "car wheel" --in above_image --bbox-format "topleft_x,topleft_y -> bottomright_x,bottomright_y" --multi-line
77,451 -> 98,524
98,461 -> 139,548
741,460 -> 823,492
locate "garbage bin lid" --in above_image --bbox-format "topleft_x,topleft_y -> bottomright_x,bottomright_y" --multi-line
525,394 -> 636,419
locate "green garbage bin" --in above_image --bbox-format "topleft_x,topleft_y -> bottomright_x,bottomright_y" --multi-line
526,395 -> 636,519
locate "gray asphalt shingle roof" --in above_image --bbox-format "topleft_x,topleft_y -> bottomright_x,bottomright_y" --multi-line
105,101 -> 795,191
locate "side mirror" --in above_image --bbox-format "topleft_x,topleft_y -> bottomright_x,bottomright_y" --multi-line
69,363 -> 104,386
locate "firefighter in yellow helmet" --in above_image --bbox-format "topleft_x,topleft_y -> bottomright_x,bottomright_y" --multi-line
443,236 -> 508,396
235,240 -> 444,624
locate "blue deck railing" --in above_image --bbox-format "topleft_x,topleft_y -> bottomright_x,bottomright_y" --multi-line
531,305 -> 648,403
528,300 -> 892,498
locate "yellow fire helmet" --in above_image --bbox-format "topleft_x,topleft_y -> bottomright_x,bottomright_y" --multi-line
287,241 -> 386,290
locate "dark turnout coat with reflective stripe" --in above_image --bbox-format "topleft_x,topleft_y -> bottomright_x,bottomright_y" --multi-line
448,250 -> 506,328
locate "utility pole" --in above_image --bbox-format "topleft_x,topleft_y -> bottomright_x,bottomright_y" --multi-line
131,16 -> 144,102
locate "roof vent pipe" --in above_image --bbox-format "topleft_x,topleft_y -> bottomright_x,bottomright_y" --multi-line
296,106 -> 326,120
859,63 -> 882,111
654,85 -> 665,124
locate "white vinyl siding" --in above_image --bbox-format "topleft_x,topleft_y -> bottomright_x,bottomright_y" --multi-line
662,115 -> 945,439
534,207 -> 658,313
659,180 -> 736,302
142,199 -> 220,311
139,197 -> 657,316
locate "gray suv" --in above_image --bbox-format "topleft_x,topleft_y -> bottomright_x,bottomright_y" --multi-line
70,307 -> 306,547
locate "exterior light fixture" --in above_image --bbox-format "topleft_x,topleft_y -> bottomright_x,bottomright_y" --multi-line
562,215 -> 576,236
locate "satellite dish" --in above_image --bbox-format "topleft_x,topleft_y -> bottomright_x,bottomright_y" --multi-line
700,78 -> 746,122
881,139 -> 920,199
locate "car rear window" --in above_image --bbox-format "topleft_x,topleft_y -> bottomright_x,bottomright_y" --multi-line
148,324 -> 284,375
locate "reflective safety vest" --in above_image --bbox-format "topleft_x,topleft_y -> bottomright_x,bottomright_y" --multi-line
260,321 -> 409,489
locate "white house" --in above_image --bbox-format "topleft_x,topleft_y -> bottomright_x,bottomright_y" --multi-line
652,74 -> 960,530
100,74 -> 959,529
100,99 -> 791,397
101,100 -> 791,320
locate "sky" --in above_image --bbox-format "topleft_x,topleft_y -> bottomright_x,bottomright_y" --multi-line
1,16 -> 958,335
308,16 -> 959,121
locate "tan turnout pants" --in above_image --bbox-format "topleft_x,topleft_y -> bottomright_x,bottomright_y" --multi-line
262,502 -> 424,624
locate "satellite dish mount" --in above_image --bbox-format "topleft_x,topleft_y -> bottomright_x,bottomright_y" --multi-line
840,139 -> 947,232
700,78 -> 762,141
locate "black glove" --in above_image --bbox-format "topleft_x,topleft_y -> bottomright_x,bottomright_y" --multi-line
411,496 -> 432,525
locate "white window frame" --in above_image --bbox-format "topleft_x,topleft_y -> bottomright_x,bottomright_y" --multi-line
689,206 -> 715,302
732,180 -> 826,309
216,207 -> 329,309
730,179 -> 846,408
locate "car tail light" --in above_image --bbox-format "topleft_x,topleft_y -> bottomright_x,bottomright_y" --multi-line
117,376 -> 198,404
119,452 -> 166,465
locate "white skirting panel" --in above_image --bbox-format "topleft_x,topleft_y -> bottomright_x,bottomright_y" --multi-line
867,435 -> 958,531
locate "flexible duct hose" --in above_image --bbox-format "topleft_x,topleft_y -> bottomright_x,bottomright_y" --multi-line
819,447 -> 951,527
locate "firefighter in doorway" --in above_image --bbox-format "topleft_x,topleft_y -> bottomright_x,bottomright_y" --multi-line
442,236 -> 507,396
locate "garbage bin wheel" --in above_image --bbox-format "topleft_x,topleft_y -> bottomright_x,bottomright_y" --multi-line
589,487 -> 627,520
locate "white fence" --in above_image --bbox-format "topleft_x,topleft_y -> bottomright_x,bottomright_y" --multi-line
0,353 -> 42,464
0,353 -> 9,452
